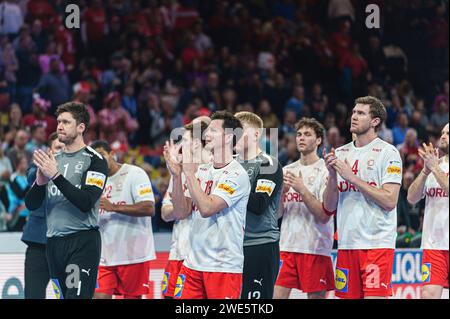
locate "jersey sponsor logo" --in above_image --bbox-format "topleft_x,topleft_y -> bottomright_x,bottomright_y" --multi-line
337,148 -> 349,152
283,191 -> 303,203
387,160 -> 402,174
217,183 -> 236,195
51,279 -> 64,299
335,267 -> 349,293
86,171 -> 106,189
255,179 -> 276,196
82,152 -> 93,158
372,148 -> 382,152
425,187 -> 448,198
387,166 -> 401,174
162,272 -> 170,294
338,180 -> 377,192
137,183 -> 153,196
421,263 -> 431,283
174,274 -> 185,298
367,159 -> 375,170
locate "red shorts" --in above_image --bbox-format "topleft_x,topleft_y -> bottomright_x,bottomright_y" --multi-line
422,250 -> 449,288
175,265 -> 242,299
162,260 -> 184,298
335,249 -> 394,299
95,261 -> 151,297
275,251 -> 335,293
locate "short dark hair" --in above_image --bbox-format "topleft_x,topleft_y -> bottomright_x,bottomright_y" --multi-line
55,101 -> 90,134
30,124 -> 45,135
184,121 -> 209,147
354,96 -> 386,132
210,110 -> 243,147
295,117 -> 325,146
90,140 -> 112,153
47,132 -> 59,146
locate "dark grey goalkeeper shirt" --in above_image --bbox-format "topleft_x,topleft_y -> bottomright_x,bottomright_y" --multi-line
237,152 -> 284,247
25,146 -> 108,238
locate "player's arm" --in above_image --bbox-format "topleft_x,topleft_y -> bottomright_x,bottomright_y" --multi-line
104,201 -> 154,217
349,178 -> 401,211
247,161 -> 283,214
171,174 -> 193,220
284,171 -> 331,223
53,155 -> 109,213
334,150 -> 402,212
24,182 -> 46,211
24,165 -> 47,211
407,170 -> 428,205
322,149 -> 339,216
431,165 -> 449,194
185,172 -> 228,218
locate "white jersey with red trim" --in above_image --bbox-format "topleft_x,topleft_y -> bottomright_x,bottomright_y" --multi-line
422,160 -> 449,251
280,159 -> 333,256
162,175 -> 192,261
184,160 -> 251,273
99,164 -> 156,266
335,138 -> 402,249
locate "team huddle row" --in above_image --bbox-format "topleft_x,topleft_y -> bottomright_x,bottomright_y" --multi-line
25,97 -> 448,299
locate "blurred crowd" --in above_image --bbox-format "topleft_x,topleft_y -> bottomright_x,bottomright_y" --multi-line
0,0 -> 448,244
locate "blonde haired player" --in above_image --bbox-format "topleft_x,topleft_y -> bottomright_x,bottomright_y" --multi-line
407,123 -> 449,299
274,118 -> 334,299
323,96 -> 402,299
91,140 -> 156,299
160,118 -> 210,299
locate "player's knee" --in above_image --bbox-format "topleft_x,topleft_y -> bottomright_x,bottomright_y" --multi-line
422,287 -> 440,299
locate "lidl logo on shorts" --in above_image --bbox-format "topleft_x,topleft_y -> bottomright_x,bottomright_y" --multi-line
217,183 -> 236,195
162,272 -> 170,294
137,183 -> 153,196
422,263 -> 431,283
335,267 -> 349,293
174,274 -> 185,298
86,171 -> 106,189
51,279 -> 64,299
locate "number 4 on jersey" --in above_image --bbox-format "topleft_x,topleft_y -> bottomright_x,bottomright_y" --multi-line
351,160 -> 359,175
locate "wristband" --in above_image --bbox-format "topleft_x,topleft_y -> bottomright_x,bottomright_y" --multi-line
50,172 -> 60,180
322,202 -> 336,216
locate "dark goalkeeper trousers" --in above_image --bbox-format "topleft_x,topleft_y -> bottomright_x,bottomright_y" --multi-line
46,229 -> 101,299
24,243 -> 50,299
242,241 -> 280,299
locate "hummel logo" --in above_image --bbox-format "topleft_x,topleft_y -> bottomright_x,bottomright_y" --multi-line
81,268 -> 91,276
254,278 -> 263,286
143,283 -> 149,287
320,279 -> 327,285
381,283 -> 388,289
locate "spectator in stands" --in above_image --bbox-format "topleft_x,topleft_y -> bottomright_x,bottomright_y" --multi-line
6,129 -> 31,169
73,81 -> 98,143
15,28 -> 41,113
36,57 -> 71,113
22,95 -> 56,139
429,99 -> 449,134
25,124 -> 47,154
0,145 -> 12,186
0,0 -> 24,38
392,112 -> 410,147
280,109 -> 297,137
98,91 -> 138,145
5,155 -> 29,231
258,99 -> 279,129
398,128 -> 422,174
285,85 -> 306,117
1,39 -> 18,100
324,126 -> 344,153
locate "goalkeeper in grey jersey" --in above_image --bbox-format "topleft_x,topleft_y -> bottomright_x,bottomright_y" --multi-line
25,102 -> 108,299
235,112 -> 284,299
